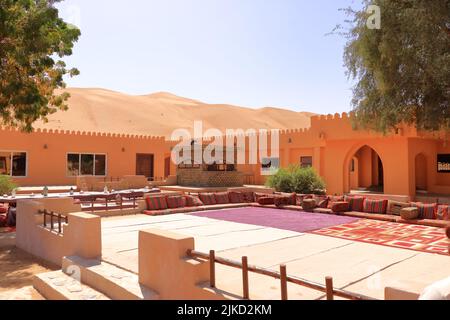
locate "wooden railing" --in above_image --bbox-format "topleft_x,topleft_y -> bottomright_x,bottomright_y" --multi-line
38,209 -> 69,234
187,249 -> 376,301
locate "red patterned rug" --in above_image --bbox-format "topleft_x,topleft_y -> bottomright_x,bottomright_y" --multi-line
311,219 -> 449,256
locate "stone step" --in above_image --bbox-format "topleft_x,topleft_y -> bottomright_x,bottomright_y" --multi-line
33,270 -> 110,300
62,256 -> 159,300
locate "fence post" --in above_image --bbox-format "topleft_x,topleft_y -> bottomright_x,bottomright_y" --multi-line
210,250 -> 216,288
242,256 -> 249,299
58,214 -> 62,233
50,211 -> 54,230
325,276 -> 334,300
280,264 -> 288,300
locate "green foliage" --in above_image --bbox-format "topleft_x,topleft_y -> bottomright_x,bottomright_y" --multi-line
341,0 -> 449,132
266,165 -> 326,195
0,175 -> 17,195
0,0 -> 80,132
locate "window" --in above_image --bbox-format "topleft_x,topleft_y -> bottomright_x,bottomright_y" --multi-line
300,156 -> 313,168
0,151 -> 27,177
261,157 -> 280,175
67,153 -> 107,176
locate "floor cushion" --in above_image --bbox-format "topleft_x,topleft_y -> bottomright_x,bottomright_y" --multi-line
286,193 -> 297,205
387,200 -> 411,216
331,201 -> 350,213
166,196 -> 187,209
242,191 -> 255,203
255,192 -> 271,201
412,202 -> 437,220
0,215 -> 6,227
344,196 -> 365,212
214,192 -> 230,205
185,195 -> 204,207
257,197 -> 275,205
145,196 -> 168,210
400,207 -> 419,220
302,199 -> 317,211
274,196 -> 290,207
327,196 -> 344,209
363,199 -> 388,214
199,193 -> 217,206
228,191 -> 245,204
436,205 -> 450,221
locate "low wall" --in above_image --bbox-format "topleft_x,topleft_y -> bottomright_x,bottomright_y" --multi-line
138,229 -> 229,300
16,198 -> 102,266
177,169 -> 244,187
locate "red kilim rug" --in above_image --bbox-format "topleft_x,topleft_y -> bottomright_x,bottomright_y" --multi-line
311,219 -> 449,256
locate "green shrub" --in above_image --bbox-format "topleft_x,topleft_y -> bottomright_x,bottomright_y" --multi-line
0,175 -> 17,195
266,165 -> 326,195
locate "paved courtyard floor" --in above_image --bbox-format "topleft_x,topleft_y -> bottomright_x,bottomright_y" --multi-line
101,209 -> 450,300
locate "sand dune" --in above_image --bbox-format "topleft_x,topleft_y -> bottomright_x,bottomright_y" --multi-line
35,88 -> 315,137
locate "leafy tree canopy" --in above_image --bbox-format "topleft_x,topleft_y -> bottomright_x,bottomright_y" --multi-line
342,0 -> 449,132
0,0 -> 80,131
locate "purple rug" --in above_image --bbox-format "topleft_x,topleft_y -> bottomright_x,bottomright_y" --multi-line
192,207 -> 359,233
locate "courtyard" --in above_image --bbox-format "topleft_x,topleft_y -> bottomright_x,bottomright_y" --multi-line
101,207 -> 450,300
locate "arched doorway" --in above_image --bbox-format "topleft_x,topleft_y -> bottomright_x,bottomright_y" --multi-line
347,145 -> 384,193
415,153 -> 427,192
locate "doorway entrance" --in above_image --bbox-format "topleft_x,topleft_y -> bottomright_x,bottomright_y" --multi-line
136,154 -> 154,180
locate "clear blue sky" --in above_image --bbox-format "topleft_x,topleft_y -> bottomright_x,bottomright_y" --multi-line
57,0 -> 362,114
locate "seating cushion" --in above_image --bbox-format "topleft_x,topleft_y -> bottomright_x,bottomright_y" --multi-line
228,191 -> 245,204
286,193 -> 297,205
363,199 -> 388,214
436,205 -> 450,221
242,191 -> 255,203
387,200 -> 411,216
412,202 -> 437,220
327,196 -> 344,209
199,193 -> 217,206
274,196 -> 290,207
214,192 -> 230,205
145,196 -> 168,211
344,196 -> 365,212
255,192 -> 271,201
302,199 -> 317,211
185,195 -> 204,207
331,201 -> 350,213
0,206 -> 7,214
257,197 -> 275,205
166,196 -> 186,209
143,209 -> 170,216
400,207 -> 419,220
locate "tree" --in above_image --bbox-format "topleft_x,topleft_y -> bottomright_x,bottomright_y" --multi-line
0,0 -> 80,132
342,0 -> 449,132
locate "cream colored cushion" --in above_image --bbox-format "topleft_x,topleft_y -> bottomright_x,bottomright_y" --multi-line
387,200 -> 411,215
400,207 -> 419,220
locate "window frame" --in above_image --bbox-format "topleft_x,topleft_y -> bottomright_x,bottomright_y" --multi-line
0,150 -> 28,178
300,156 -> 313,168
66,152 -> 108,177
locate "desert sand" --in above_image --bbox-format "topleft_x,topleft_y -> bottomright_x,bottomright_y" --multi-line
34,88 -> 315,138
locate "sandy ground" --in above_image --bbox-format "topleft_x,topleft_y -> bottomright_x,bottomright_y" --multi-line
0,246 -> 58,296
34,88 -> 315,137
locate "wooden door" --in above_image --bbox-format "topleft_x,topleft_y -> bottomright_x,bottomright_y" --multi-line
136,154 -> 154,179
